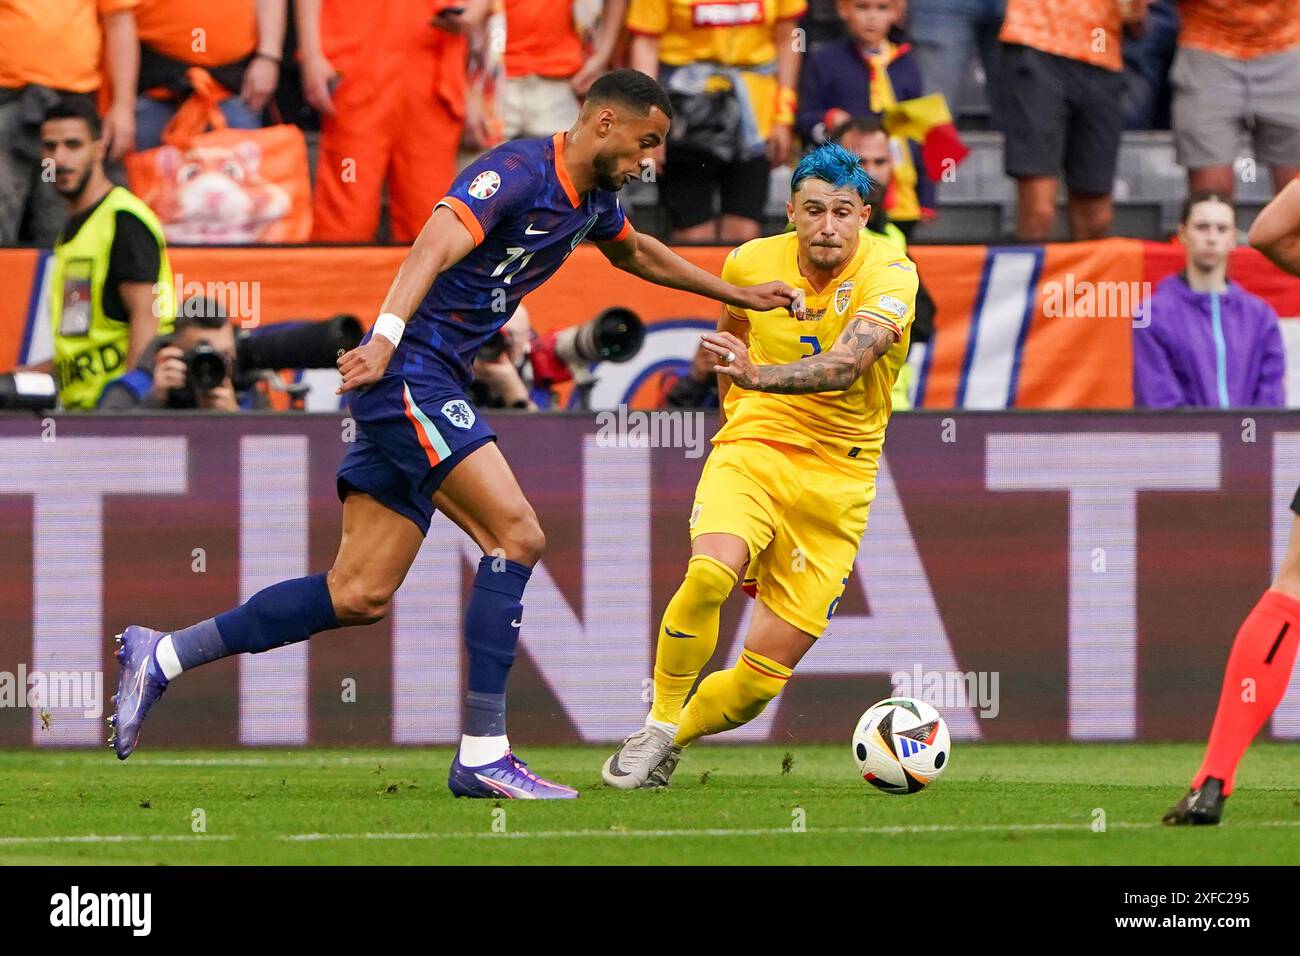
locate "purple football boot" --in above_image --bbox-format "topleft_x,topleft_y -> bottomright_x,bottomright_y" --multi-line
447,750 -> 579,799
108,626 -> 170,760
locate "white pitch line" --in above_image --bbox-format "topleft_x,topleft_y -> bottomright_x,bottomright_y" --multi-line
0,834 -> 235,846
5,820 -> 1298,848
280,820 -> 1300,842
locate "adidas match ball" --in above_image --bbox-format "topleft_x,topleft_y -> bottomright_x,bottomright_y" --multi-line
852,697 -> 950,794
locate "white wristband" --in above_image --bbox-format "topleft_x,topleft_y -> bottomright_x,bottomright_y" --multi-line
373,312 -> 405,348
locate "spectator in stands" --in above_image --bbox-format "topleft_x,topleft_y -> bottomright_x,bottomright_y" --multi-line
501,0 -> 628,139
1133,191 -> 1285,409
23,98 -> 174,411
298,0 -> 488,242
797,0 -> 933,240
1171,0 -> 1300,197
1121,0 -> 1177,130
627,0 -> 805,243
907,0 -> 1005,132
0,0 -> 139,244
831,118 -> 904,243
98,300 -> 253,410
831,116 -> 935,407
663,339 -> 720,408
999,0 -> 1147,241
132,0 -> 286,150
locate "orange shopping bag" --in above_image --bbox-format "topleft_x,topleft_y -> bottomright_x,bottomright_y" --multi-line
126,68 -> 312,244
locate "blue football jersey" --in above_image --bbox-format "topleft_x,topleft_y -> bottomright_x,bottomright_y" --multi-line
397,132 -> 630,385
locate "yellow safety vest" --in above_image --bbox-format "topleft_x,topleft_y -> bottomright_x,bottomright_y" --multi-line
874,222 -> 916,410
50,187 -> 174,410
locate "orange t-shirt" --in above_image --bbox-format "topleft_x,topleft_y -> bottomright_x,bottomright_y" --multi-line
1179,0 -> 1300,60
134,0 -> 258,67
0,0 -> 137,92
319,0 -> 467,115
999,0 -> 1122,72
504,0 -> 585,79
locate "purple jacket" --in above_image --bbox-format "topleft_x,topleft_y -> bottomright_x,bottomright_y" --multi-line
1133,275 -> 1286,408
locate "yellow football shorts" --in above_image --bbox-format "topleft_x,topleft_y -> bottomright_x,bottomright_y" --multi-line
688,438 -> 876,638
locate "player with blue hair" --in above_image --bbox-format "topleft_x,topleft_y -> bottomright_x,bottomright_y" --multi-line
791,141 -> 878,204
603,143 -> 921,789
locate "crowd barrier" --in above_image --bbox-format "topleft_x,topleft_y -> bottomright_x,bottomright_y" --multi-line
4,239 -> 1300,409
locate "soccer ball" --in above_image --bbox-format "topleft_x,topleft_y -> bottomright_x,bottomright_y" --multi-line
852,697 -> 951,794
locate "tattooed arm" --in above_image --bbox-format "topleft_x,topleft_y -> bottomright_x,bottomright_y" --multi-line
701,318 -> 898,394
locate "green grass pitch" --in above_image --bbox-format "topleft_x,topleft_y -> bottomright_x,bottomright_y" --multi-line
2,744 -> 1298,865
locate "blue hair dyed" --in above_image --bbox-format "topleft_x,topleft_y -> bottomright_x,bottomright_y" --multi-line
790,143 -> 876,202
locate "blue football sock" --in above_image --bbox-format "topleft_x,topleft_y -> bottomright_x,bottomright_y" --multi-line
463,556 -> 531,734
464,691 -> 508,738
162,573 -> 340,679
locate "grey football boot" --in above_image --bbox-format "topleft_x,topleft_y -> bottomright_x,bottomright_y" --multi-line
643,745 -> 684,789
602,725 -> 675,790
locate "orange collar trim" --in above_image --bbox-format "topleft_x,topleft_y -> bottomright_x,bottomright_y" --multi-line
552,132 -> 581,208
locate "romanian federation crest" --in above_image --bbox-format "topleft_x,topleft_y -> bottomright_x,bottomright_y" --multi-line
834,280 -> 854,315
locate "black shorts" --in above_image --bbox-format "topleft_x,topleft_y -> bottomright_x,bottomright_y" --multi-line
658,145 -> 770,230
1000,43 -> 1125,196
1291,482 -> 1300,516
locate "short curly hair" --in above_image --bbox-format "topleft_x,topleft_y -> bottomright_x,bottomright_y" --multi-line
585,69 -> 673,119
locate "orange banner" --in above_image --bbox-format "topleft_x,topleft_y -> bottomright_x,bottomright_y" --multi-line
5,239 -> 1299,408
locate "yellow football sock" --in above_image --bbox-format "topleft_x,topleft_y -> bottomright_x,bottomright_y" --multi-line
648,554 -> 737,726
675,648 -> 793,746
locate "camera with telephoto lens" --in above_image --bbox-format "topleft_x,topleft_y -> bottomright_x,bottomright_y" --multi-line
167,341 -> 232,406
0,371 -> 58,410
182,343 -> 230,395
168,313 -> 363,407
229,314 -> 363,402
528,307 -> 645,400
234,314 -> 363,381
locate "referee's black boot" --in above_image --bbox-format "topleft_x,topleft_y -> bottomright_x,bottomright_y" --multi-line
1162,776 -> 1226,826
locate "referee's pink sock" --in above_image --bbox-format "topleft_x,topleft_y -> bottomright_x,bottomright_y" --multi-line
1193,589 -> 1300,795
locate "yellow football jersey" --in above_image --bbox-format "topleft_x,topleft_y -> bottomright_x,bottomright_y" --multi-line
714,230 -> 918,470
626,0 -> 808,138
626,0 -> 808,68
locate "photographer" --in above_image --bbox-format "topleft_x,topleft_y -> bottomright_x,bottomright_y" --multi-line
97,301 -> 254,411
663,339 -> 719,409
469,301 -> 647,410
471,306 -> 537,411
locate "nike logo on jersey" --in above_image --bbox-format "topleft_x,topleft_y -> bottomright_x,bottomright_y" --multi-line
511,619 -> 522,628
524,223 -> 549,235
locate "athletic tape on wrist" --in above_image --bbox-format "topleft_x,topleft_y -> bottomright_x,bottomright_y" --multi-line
374,313 -> 405,348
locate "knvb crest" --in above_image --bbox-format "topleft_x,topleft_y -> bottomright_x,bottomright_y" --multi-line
441,400 -> 476,429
